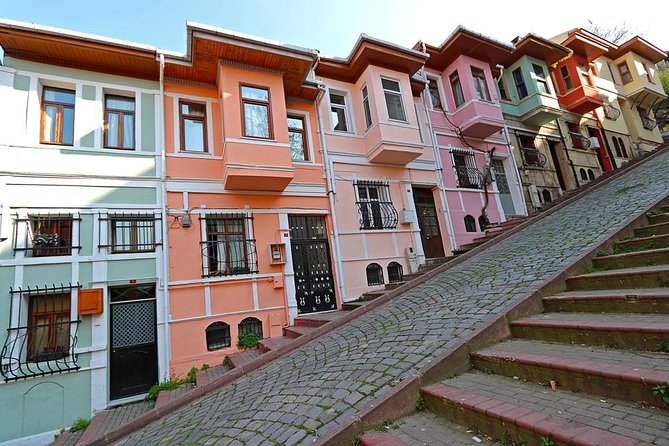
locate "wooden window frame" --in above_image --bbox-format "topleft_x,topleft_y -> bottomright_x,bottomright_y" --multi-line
618,62 -> 633,84
40,86 -> 75,146
27,292 -> 71,362
470,67 -> 491,102
104,95 -> 135,150
203,214 -> 258,277
110,216 -> 156,253
449,71 -> 465,108
560,66 -> 573,91
28,215 -> 74,257
179,100 -> 208,152
240,84 -> 273,139
532,64 -> 550,95
287,115 -> 308,162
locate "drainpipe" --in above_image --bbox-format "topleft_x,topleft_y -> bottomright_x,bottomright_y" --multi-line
315,84 -> 347,301
158,51 -> 171,380
420,77 -> 457,252
554,118 -> 580,189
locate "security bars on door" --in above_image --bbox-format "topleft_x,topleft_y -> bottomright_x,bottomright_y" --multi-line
201,213 -> 258,278
98,212 -> 162,253
13,214 -> 81,257
1,284 -> 81,381
354,180 -> 398,230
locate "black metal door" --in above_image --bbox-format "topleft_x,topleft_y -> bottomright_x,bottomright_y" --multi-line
109,284 -> 158,400
412,188 -> 445,259
289,216 -> 336,314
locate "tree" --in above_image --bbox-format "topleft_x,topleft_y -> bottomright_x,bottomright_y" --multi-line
584,20 -> 636,44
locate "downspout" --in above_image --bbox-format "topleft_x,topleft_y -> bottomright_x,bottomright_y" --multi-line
158,51 -> 171,380
315,83 -> 347,301
420,74 -> 457,252
554,118 -> 580,189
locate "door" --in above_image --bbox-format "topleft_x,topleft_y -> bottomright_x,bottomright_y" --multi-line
109,284 -> 158,400
547,140 -> 567,190
412,188 -> 445,259
490,159 -> 515,217
289,216 -> 336,314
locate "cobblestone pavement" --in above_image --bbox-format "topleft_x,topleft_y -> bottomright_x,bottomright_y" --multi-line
117,150 -> 669,445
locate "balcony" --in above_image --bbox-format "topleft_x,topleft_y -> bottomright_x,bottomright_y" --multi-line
454,166 -> 485,189
364,123 -> 423,166
356,201 -> 398,230
569,132 -> 592,150
516,93 -> 562,127
520,148 -> 547,168
223,140 -> 294,191
451,100 -> 505,139
561,85 -> 603,115
640,115 -> 657,130
603,103 -> 621,120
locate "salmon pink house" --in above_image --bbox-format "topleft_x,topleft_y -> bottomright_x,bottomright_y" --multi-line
162,23 -> 336,374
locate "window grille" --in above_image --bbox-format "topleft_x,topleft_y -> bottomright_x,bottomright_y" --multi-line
354,181 -> 398,230
238,317 -> 263,338
452,152 -> 485,189
387,262 -> 404,283
206,322 -> 231,351
1,283 -> 81,381
201,213 -> 258,278
14,214 -> 81,257
366,263 -> 384,286
98,212 -> 162,253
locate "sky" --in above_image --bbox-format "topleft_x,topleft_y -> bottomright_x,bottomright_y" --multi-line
1,0 -> 667,57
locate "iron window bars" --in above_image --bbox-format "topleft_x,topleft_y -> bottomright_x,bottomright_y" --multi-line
354,181 -> 398,230
200,213 -> 258,278
206,322 -> 231,350
366,263 -> 384,286
98,212 -> 162,253
453,166 -> 486,189
1,283 -> 81,382
238,317 -> 263,338
569,132 -> 592,150
603,103 -> 621,120
13,214 -> 81,257
520,148 -> 548,168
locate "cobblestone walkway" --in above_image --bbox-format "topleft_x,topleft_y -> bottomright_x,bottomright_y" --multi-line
117,150 -> 669,445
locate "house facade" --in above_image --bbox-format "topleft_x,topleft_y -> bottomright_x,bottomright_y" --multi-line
0,21 -> 167,444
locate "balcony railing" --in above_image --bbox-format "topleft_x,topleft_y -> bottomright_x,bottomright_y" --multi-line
603,104 -> 621,120
640,115 -> 657,130
569,132 -> 592,150
520,148 -> 548,168
356,201 -> 398,230
454,166 -> 485,190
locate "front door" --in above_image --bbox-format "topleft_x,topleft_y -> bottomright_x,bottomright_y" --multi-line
289,216 -> 336,314
412,188 -> 445,259
490,159 -> 515,217
109,284 -> 158,400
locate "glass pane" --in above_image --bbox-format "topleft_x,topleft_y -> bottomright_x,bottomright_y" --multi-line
44,88 -> 75,105
182,102 -> 205,116
62,107 -> 74,145
331,107 -> 348,131
385,92 -> 406,121
241,86 -> 269,101
289,130 -> 305,161
123,114 -> 135,148
363,98 -> 372,128
381,78 -> 401,92
287,117 -> 304,129
329,94 -> 345,105
244,103 -> 270,138
225,218 -> 244,234
107,112 -> 119,147
183,118 -> 205,151
43,106 -> 58,142
106,96 -> 135,111
357,186 -> 368,200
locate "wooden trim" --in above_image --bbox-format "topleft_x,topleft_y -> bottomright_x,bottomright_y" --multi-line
178,99 -> 208,152
104,95 -> 136,150
40,86 -> 75,146
287,114 -> 308,161
240,83 -> 273,140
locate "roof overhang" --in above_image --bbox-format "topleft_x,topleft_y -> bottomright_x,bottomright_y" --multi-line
504,34 -> 571,67
608,36 -> 667,63
560,29 -> 610,61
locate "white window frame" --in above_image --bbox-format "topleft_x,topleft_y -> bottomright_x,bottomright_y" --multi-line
426,75 -> 445,111
470,66 -> 491,102
381,77 -> 407,122
361,85 -> 373,129
328,90 -> 353,133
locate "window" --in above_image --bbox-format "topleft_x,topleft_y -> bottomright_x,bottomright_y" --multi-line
288,115 -> 308,161
644,64 -> 654,83
579,64 -> 593,87
612,137 -> 622,157
497,78 -> 509,101
637,107 -> 656,130
330,93 -> 349,132
206,322 -> 231,350
471,67 -> 491,101
241,85 -> 271,138
450,71 -> 465,108
587,169 -> 595,181
179,101 -> 207,152
567,122 -> 588,149
203,214 -> 258,277
618,62 -> 633,84
580,168 -> 588,180
355,181 -> 398,230
607,62 -> 620,85
541,189 -> 552,203
512,68 -> 528,99
238,317 -> 263,338
618,137 -> 628,158
361,86 -> 373,129
104,95 -> 135,149
532,64 -> 549,94
517,135 -> 546,167
427,78 -> 443,109
478,215 -> 489,232
27,292 -> 71,362
452,152 -> 484,189
109,214 -> 156,253
464,215 -> 477,232
21,215 -> 75,257
387,262 -> 403,283
41,87 -> 75,145
560,66 -> 573,90
366,263 -> 384,286
382,78 -> 406,121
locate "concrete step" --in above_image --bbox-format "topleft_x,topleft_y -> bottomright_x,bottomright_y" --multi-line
510,312 -> 669,350
661,204 -> 669,213
384,282 -> 405,290
471,339 -> 669,408
69,401 -> 154,446
422,371 -> 669,445
401,272 -> 425,282
425,256 -> 453,266
593,247 -> 669,270
499,217 -> 527,228
472,233 -> 500,244
155,382 -> 195,409
614,233 -> 669,253
195,362 -> 233,386
648,212 -> 669,225
227,349 -> 262,368
293,311 -> 347,328
566,265 -> 669,291
362,289 -> 387,299
258,336 -> 292,353
457,241 -> 483,252
542,288 -> 669,313
342,301 -> 366,311
635,221 -> 669,237
282,324 -> 317,339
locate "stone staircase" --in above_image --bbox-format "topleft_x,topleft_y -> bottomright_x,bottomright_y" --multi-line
359,204 -> 669,445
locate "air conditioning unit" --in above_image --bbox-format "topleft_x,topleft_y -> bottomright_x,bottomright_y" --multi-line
589,137 -> 600,149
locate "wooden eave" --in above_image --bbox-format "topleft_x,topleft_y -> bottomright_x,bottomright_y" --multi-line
504,35 -> 571,67
0,27 -> 159,80
315,39 -> 427,83
608,37 -> 667,63
423,29 -> 513,71
561,33 -> 608,61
